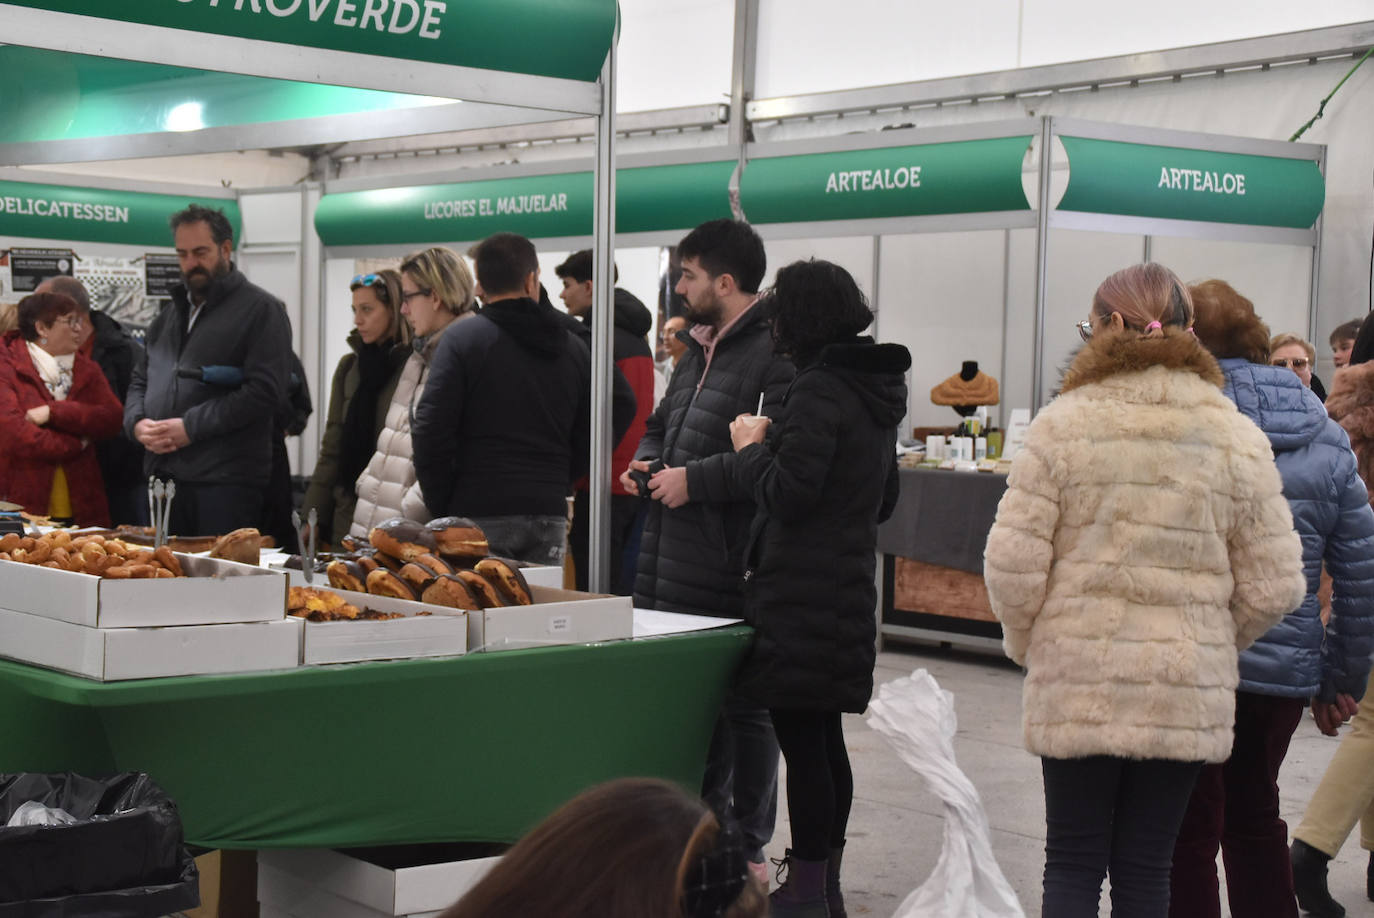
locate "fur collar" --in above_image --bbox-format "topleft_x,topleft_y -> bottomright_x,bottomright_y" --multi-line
1325,361 -> 1374,432
1060,328 -> 1223,394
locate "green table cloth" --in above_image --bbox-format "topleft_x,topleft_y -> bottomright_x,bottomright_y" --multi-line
0,627 -> 751,849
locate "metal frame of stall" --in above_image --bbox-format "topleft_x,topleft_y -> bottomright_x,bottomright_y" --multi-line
0,1 -> 628,590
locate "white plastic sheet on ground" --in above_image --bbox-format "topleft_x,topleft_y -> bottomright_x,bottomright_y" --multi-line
866,669 -> 1025,918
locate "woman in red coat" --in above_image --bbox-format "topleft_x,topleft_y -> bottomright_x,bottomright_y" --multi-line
0,291 -> 124,526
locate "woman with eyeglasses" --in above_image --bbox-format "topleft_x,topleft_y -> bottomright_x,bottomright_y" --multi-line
301,269 -> 412,547
1167,280 -> 1374,918
984,263 -> 1305,918
0,292 -> 123,525
1269,332 -> 1328,402
350,248 -> 476,539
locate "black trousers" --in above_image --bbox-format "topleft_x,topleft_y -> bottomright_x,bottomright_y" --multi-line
164,481 -> 265,538
1042,755 -> 1203,918
569,491 -> 641,595
770,708 -> 852,861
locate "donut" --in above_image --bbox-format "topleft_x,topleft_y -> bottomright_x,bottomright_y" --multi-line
473,558 -> 533,606
369,519 -> 437,562
420,574 -> 481,610
153,545 -> 184,577
426,516 -> 489,560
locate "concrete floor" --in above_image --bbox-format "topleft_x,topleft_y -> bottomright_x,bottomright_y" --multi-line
760,641 -> 1372,917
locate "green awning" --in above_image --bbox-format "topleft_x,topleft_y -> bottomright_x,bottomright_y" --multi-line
1057,136 -> 1325,229
0,47 -> 455,146
0,180 -> 241,247
314,161 -> 737,247
739,136 -> 1033,224
2,0 -> 616,83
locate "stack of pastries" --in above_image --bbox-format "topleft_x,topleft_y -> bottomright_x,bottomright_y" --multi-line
0,532 -> 185,579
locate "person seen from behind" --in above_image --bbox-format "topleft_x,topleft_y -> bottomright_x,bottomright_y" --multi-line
1167,280 -> 1374,918
983,262 -> 1305,918
728,259 -> 909,917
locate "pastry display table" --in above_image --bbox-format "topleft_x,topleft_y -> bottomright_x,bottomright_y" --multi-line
0,626 -> 751,849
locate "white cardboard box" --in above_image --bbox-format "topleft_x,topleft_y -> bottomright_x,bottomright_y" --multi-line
258,849 -> 500,917
296,587 -> 467,665
467,585 -> 633,652
0,554 -> 286,628
0,606 -> 301,680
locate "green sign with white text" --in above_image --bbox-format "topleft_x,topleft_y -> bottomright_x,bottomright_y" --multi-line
314,162 -> 737,246
1058,136 -> 1325,229
739,136 -> 1033,224
0,181 -> 242,247
2,0 -> 615,82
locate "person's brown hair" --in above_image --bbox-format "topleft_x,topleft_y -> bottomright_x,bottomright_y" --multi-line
1269,332 -> 1315,364
1330,318 -> 1363,349
1091,262 -> 1193,338
16,292 -> 78,342
438,778 -> 765,918
350,268 -> 412,346
1189,279 -> 1271,365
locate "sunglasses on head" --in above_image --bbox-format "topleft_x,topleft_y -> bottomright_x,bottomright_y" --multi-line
352,273 -> 393,302
1272,357 -> 1310,370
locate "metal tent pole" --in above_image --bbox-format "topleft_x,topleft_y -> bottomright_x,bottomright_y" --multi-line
588,24 -> 618,594
1031,117 -> 1054,411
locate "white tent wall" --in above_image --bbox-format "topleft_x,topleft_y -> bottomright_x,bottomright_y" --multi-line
754,1 -> 1374,96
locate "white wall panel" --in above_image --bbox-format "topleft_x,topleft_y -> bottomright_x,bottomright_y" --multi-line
617,0 -> 734,113
240,192 -> 303,246
762,236 -> 874,296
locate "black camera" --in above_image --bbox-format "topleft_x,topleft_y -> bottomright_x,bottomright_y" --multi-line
629,458 -> 666,496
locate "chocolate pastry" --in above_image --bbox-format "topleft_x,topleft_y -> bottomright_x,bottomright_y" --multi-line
326,560 -> 367,593
398,561 -> 441,593
426,517 -> 489,560
454,569 -> 504,608
209,527 -> 262,565
373,551 -> 404,573
366,568 -> 418,600
369,518 -> 437,562
413,553 -> 453,575
421,574 -> 482,610
474,558 -> 533,606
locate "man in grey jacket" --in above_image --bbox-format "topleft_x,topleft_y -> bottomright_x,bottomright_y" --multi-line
124,204 -> 293,535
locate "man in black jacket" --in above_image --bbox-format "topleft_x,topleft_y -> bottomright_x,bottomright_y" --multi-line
124,204 -> 293,536
413,233 -> 633,565
37,275 -> 148,524
620,219 -> 795,882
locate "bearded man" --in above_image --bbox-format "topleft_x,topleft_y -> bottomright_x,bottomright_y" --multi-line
123,204 -> 293,535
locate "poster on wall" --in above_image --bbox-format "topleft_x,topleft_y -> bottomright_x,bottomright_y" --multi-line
144,253 -> 181,298
7,246 -> 75,293
74,256 -> 161,334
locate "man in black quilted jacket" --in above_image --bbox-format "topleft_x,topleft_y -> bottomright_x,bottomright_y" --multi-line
621,218 -> 794,884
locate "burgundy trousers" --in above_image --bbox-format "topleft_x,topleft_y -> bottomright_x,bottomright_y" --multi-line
1168,690 -> 1306,918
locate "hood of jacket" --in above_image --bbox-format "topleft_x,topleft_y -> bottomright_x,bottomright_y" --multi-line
1218,357 -> 1326,452
813,337 -> 911,427
1060,327 -> 1223,394
612,287 -> 652,337
478,296 -> 567,359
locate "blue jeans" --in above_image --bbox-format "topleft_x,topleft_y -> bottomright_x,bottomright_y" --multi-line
469,514 -> 567,567
702,693 -> 780,863
1042,755 -> 1203,917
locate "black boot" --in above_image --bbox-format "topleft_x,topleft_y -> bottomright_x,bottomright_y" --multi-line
1366,850 -> 1373,902
769,849 -> 830,918
827,844 -> 848,918
1292,839 -> 1345,918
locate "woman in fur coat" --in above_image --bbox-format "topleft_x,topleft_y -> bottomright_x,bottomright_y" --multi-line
984,262 -> 1306,918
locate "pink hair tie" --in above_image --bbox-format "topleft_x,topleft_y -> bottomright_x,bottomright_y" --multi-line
1145,321 -> 1163,331
1187,327 -> 1196,336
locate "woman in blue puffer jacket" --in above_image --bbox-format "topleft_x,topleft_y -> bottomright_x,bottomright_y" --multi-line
1168,279 -> 1374,918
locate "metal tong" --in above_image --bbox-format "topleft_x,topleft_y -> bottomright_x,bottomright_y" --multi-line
291,507 -> 318,585
147,477 -> 176,549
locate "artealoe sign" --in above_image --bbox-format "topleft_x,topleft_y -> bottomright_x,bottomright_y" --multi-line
0,181 -> 241,247
314,162 -> 737,246
1057,136 -> 1325,229
739,136 -> 1034,224
1,0 -> 616,82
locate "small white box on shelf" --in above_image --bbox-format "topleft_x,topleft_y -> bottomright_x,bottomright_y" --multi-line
467,585 -> 633,652
0,607 -> 301,681
258,848 -> 501,918
0,554 -> 286,628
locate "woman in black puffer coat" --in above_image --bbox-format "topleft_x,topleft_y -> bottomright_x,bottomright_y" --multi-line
729,259 -> 909,918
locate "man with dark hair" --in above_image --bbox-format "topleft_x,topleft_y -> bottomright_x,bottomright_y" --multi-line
555,249 -> 656,594
36,275 -> 147,523
621,218 -> 794,884
413,233 -> 633,565
1331,318 -> 1363,370
123,203 -> 293,535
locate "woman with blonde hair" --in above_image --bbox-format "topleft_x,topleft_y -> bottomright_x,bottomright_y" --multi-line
984,262 -> 1305,917
1269,331 -> 1323,398
439,778 -> 767,918
303,269 -> 412,546
350,248 -> 475,537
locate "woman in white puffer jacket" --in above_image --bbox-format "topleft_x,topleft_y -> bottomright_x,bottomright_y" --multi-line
350,247 -> 475,538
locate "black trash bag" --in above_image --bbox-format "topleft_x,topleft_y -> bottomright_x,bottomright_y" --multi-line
0,772 -> 199,916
